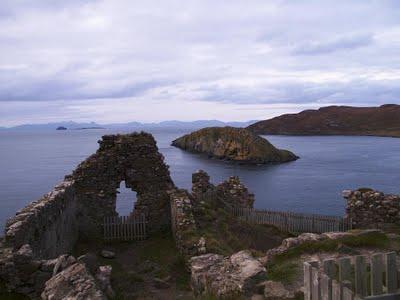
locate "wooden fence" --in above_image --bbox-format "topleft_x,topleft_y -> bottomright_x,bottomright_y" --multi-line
231,207 -> 352,233
103,214 -> 147,241
304,253 -> 400,300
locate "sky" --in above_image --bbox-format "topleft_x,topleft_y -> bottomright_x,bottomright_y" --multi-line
1,0 -> 400,126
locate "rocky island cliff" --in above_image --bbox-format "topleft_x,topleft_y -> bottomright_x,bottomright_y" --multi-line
171,126 -> 298,164
247,104 -> 400,137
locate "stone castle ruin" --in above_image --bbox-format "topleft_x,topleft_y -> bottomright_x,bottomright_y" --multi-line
0,132 -> 176,297
0,132 -> 399,299
4,133 -> 175,259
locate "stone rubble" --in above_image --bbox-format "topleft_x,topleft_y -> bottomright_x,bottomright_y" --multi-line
344,188 -> 400,229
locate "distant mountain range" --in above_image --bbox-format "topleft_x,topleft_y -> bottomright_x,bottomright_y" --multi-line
1,120 -> 258,130
247,104 -> 400,138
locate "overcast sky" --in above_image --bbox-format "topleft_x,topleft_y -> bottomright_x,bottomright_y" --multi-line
1,0 -> 400,126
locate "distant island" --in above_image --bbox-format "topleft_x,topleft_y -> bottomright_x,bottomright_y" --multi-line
56,126 -> 67,130
172,126 -> 298,164
247,104 -> 400,137
75,127 -> 105,130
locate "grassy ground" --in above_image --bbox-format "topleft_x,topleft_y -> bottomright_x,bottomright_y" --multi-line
265,230 -> 399,287
194,200 -> 289,256
74,229 -> 193,299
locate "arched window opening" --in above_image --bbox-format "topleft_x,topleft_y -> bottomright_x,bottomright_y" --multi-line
116,181 -> 137,216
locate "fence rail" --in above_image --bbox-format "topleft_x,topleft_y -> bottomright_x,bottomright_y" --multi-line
304,252 -> 400,300
103,214 -> 147,241
231,207 -> 352,233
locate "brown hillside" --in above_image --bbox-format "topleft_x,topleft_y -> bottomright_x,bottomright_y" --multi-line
247,104 -> 400,137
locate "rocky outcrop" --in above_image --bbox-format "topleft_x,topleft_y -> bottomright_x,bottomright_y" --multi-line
190,250 -> 266,298
172,127 -> 298,164
0,243 -> 113,299
344,188 -> 400,229
41,263 -> 106,300
0,244 -> 78,298
248,104 -> 400,137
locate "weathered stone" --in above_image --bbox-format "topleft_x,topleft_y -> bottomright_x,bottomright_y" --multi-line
53,255 -> 77,276
190,250 -> 266,298
344,189 -> 400,229
263,280 -> 296,300
41,263 -> 106,300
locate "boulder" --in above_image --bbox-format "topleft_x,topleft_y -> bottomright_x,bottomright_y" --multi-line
41,263 -> 106,300
190,250 -> 266,298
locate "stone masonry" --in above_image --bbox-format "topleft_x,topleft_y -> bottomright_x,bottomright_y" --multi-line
343,188 -> 400,229
0,132 -> 176,298
71,132 -> 175,237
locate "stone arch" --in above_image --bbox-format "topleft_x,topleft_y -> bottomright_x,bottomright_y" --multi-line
70,132 -> 175,237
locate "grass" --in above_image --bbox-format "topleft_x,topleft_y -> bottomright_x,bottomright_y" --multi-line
74,229 -> 191,299
193,199 -> 288,256
266,260 -> 300,284
264,230 -> 391,287
272,230 -> 389,263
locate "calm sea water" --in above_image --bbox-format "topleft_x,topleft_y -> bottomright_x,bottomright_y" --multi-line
1,128 -> 399,233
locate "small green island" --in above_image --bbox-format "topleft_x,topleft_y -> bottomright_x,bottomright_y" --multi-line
171,126 -> 298,164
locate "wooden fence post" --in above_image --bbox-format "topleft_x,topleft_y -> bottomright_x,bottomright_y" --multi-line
355,255 -> 368,298
385,252 -> 398,294
371,253 -> 384,296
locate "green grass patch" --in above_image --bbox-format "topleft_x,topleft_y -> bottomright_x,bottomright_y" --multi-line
266,261 -> 300,284
272,231 -> 389,264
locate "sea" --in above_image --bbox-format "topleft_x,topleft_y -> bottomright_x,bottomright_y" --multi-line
1,128 -> 399,233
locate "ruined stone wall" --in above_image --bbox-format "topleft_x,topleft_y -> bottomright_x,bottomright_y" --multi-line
170,170 -> 255,259
0,132 -> 177,297
3,179 -> 79,259
344,188 -> 400,229
170,189 -> 206,258
71,132 -> 175,237
2,132 -> 174,259
191,170 -> 254,209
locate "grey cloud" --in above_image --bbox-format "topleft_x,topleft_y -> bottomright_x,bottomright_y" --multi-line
0,0 -> 400,125
292,34 -> 374,55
